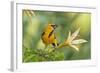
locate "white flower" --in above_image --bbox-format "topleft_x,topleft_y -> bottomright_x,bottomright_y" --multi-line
64,28 -> 87,51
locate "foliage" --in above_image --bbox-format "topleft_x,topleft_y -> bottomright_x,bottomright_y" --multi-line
23,47 -> 64,62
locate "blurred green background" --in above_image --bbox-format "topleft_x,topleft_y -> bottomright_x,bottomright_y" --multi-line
22,10 -> 91,62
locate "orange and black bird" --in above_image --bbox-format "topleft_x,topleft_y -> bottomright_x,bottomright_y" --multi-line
41,24 -> 59,48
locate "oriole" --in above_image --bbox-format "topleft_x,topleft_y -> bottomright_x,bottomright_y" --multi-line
41,24 -> 59,47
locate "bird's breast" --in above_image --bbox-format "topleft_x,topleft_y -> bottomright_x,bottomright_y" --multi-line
42,34 -> 55,44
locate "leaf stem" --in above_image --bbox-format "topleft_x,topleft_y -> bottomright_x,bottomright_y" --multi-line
55,42 -> 67,49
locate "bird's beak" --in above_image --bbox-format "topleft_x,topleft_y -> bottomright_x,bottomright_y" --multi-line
51,25 -> 57,29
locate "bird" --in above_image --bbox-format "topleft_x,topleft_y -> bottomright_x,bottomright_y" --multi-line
41,24 -> 59,48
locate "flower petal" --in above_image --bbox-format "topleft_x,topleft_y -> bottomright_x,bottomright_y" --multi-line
64,31 -> 71,45
70,28 -> 80,41
72,39 -> 87,45
69,44 -> 79,51
67,31 -> 71,41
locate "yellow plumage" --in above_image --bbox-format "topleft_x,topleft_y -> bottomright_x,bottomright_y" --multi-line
41,24 -> 58,47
